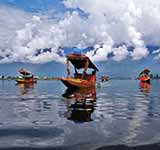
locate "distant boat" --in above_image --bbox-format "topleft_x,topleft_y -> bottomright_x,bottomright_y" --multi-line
138,68 -> 150,84
61,54 -> 98,89
16,68 -> 37,84
101,76 -> 109,82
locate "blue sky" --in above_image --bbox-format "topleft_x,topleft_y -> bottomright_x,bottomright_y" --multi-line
0,0 -> 65,12
0,0 -> 160,77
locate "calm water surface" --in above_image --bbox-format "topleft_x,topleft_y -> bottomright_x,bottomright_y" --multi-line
0,79 -> 160,149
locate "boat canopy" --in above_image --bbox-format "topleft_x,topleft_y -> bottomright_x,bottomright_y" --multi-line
18,68 -> 32,76
139,68 -> 150,76
67,54 -> 99,71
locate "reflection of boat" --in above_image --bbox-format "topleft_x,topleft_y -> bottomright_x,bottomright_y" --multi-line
16,68 -> 37,84
139,68 -> 150,84
17,83 -> 34,95
61,54 -> 98,89
139,82 -> 151,93
63,87 -> 96,122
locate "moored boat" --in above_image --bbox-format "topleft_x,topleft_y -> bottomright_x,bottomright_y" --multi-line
139,68 -> 150,84
16,68 -> 37,84
101,76 -> 109,82
61,54 -> 98,89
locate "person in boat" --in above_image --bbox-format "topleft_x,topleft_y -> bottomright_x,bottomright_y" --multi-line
61,53 -> 98,89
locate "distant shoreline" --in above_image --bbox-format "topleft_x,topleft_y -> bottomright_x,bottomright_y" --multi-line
0,77 -> 160,81
0,77 -> 61,81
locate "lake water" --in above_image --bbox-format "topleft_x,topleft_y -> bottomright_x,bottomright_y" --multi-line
0,79 -> 160,150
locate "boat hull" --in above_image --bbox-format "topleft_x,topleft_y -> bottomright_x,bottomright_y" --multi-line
16,78 -> 37,84
61,78 -> 95,89
139,76 -> 150,84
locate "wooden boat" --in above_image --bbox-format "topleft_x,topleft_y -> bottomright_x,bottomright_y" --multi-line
61,54 -> 98,89
101,76 -> 109,82
138,68 -> 150,84
16,68 -> 37,84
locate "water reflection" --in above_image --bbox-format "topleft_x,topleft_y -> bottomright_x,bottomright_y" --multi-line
139,82 -> 151,93
17,83 -> 34,95
62,87 -> 96,122
1,80 -> 160,148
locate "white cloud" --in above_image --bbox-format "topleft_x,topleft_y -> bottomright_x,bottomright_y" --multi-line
63,0 -> 160,61
153,49 -> 160,60
1,0 -> 160,63
112,45 -> 129,61
153,49 -> 160,54
0,6 -> 66,63
131,47 -> 148,60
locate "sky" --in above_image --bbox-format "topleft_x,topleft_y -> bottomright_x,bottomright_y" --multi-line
0,0 -> 160,77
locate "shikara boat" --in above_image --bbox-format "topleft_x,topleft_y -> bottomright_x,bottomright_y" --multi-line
139,68 -> 150,84
101,76 -> 109,82
61,54 -> 98,89
16,68 -> 37,84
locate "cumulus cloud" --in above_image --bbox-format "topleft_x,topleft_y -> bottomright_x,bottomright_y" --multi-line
153,49 -> 160,60
63,0 -> 160,61
1,0 -> 160,63
112,45 -> 129,61
0,6 -> 67,63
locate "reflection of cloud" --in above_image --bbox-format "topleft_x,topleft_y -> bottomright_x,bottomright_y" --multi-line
125,93 -> 149,144
1,0 -> 160,63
